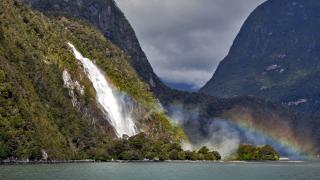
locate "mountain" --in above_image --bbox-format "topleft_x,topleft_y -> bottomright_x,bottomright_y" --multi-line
200,0 -> 320,115
22,0 -> 320,157
24,0 -> 169,93
0,0 -> 184,160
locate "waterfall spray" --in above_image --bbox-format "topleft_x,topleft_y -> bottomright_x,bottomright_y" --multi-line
67,42 -> 137,137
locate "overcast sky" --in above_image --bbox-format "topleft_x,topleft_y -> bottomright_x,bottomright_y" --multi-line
116,0 -> 266,90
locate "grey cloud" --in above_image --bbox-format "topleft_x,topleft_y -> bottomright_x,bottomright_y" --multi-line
116,0 -> 266,89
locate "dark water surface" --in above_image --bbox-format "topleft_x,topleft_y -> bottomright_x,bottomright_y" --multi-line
1,161 -> 320,180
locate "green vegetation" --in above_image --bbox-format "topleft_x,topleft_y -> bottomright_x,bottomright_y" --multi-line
92,133 -> 221,161
237,144 -> 279,161
0,0 -> 186,161
184,148 -> 221,161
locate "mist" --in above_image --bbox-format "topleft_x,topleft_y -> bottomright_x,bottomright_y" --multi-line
168,104 -> 240,157
167,104 -> 302,159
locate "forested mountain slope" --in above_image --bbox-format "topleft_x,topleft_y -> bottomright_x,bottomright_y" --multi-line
201,0 -> 320,115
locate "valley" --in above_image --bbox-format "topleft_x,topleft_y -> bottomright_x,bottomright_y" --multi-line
1,0 -> 320,166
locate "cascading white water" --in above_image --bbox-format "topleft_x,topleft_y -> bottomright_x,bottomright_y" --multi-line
67,42 -> 137,137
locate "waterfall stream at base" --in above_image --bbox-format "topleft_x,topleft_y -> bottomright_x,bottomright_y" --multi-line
67,42 -> 137,137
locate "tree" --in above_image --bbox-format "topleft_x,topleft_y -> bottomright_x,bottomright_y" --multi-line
108,139 -> 130,159
257,145 -> 279,160
169,149 -> 178,160
177,151 -> 186,160
145,152 -> 156,160
212,151 -> 221,160
237,144 -> 256,160
159,151 -> 169,161
204,153 -> 215,160
198,146 -> 209,154
95,148 -> 111,161
119,150 -> 142,160
167,143 -> 183,152
197,153 -> 205,160
185,151 -> 198,161
119,151 -> 131,160
237,144 -> 279,161
0,141 -> 9,159
129,133 -> 147,150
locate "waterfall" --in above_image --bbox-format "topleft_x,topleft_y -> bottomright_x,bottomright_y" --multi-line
67,42 -> 137,137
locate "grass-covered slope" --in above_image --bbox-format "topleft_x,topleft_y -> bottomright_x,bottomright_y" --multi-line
0,0 -> 184,161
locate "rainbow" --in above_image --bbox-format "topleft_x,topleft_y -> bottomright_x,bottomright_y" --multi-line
167,103 -> 318,159
225,118 -> 316,159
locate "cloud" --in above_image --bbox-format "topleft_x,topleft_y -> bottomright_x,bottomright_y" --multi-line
116,0 -> 266,89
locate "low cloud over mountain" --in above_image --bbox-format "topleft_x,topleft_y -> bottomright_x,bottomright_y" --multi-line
117,0 -> 265,89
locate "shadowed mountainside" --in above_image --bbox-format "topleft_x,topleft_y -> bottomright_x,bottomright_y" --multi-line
201,0 -> 320,115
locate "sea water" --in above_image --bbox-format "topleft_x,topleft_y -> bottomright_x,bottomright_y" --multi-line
1,161 -> 320,180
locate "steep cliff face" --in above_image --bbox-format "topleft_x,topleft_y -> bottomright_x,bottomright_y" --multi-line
0,0 -> 183,160
25,0 -> 168,93
200,0 -> 320,114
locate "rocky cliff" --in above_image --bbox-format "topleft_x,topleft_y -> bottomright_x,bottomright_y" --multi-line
25,0 -> 168,93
